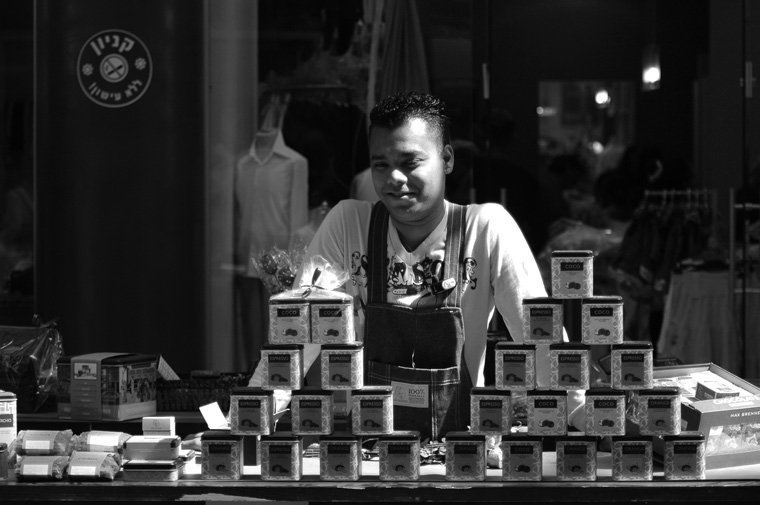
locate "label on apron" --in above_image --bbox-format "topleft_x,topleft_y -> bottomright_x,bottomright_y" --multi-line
391,382 -> 429,408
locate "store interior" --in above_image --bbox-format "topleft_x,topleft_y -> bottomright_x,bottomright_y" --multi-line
1,0 -> 759,388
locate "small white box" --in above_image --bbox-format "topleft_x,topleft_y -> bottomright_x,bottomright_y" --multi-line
142,416 -> 176,436
123,435 -> 181,461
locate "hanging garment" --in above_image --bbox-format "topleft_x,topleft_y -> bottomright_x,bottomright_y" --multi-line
235,128 -> 309,276
657,270 -> 741,374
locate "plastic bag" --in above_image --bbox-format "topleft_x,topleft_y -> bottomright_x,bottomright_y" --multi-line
0,316 -> 64,413
250,247 -> 305,294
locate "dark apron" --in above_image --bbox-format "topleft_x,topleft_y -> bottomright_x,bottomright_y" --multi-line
364,201 -> 472,441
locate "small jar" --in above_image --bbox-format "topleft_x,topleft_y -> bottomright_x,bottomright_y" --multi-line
200,430 -> 244,480
260,433 -> 303,481
268,298 -> 310,344
527,390 -> 568,436
319,433 -> 362,481
291,388 -> 334,435
611,342 -> 654,390
549,343 -> 590,390
611,436 -> 653,481
320,343 -> 364,390
664,432 -> 706,480
494,343 -> 536,390
522,298 -> 564,344
260,344 -> 304,390
352,386 -> 394,435
581,296 -> 624,344
551,250 -> 594,298
470,387 -> 511,434
584,388 -> 626,436
229,388 -> 275,436
444,432 -> 486,481
637,388 -> 681,436
378,431 -> 421,481
500,435 -> 543,481
556,436 -> 597,481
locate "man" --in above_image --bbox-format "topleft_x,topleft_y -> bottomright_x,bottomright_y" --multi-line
260,92 -> 583,441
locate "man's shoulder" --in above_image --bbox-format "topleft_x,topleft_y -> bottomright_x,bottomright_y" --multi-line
333,199 -> 375,218
464,202 -> 510,222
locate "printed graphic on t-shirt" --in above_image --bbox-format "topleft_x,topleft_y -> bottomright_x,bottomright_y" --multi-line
386,255 -> 444,296
351,250 -> 369,287
464,257 -> 478,290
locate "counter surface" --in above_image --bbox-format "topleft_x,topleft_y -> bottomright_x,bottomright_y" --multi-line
2,452 -> 759,504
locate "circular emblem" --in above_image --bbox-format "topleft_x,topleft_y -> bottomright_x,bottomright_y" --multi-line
77,29 -> 152,108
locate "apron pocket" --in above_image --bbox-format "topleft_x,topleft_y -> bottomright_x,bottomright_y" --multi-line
367,360 -> 467,441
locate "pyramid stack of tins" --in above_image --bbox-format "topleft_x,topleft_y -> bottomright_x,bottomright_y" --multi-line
489,250 -> 686,481
264,262 -> 415,481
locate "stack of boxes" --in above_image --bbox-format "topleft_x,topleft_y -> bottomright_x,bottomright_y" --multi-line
481,250 -> 706,481
121,416 -> 184,481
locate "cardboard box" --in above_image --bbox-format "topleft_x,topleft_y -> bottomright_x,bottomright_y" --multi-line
653,363 -> 760,469
57,353 -> 157,421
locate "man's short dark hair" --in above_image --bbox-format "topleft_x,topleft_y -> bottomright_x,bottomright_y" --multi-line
369,91 -> 451,148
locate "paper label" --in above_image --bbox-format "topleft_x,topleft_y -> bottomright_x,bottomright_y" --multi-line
391,382 -> 429,408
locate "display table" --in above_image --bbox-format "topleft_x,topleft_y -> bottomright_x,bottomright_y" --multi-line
2,452 -> 759,504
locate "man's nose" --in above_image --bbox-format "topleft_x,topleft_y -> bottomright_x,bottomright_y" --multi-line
386,166 -> 407,185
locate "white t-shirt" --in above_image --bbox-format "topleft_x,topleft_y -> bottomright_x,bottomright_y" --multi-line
255,199 -> 584,425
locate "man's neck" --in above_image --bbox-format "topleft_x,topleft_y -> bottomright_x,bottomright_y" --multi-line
391,203 -> 447,252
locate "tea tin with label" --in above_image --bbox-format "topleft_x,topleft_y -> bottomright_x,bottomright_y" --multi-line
501,435 -> 543,481
352,386 -> 393,435
581,296 -> 624,344
611,436 -> 653,481
291,388 -> 334,435
549,343 -> 590,390
522,297 -> 564,344
378,431 -> 420,481
494,343 -> 536,390
229,387 -> 275,435
637,388 -> 681,436
470,387 -> 511,434
319,433 -> 362,481
527,390 -> 568,436
320,343 -> 364,390
551,250 -> 593,298
260,344 -> 304,390
611,342 -> 654,390
664,432 -> 706,480
260,433 -> 303,481
584,388 -> 626,436
556,436 -> 597,481
445,432 -> 486,481
200,430 -> 244,480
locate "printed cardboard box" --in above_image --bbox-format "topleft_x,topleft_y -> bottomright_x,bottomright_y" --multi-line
57,352 -> 157,421
652,363 -> 760,469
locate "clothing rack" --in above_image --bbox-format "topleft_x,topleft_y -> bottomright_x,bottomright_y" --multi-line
643,188 -> 716,208
259,84 -> 352,107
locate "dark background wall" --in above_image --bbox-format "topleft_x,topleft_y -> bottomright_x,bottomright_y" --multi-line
473,0 -> 709,175
34,0 -> 206,370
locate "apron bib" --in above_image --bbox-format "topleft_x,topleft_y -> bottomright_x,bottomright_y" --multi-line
364,201 -> 472,441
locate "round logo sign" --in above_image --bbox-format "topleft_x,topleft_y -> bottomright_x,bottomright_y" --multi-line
77,29 -> 152,108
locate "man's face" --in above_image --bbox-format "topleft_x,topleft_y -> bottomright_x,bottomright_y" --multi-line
369,117 -> 453,228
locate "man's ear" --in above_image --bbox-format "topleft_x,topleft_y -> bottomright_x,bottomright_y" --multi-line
443,144 -> 455,174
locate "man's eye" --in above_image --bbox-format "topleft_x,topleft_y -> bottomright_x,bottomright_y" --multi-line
371,163 -> 388,171
405,159 -> 421,167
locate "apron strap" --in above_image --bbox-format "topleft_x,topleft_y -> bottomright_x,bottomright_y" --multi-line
368,202 -> 390,304
367,201 -> 468,307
